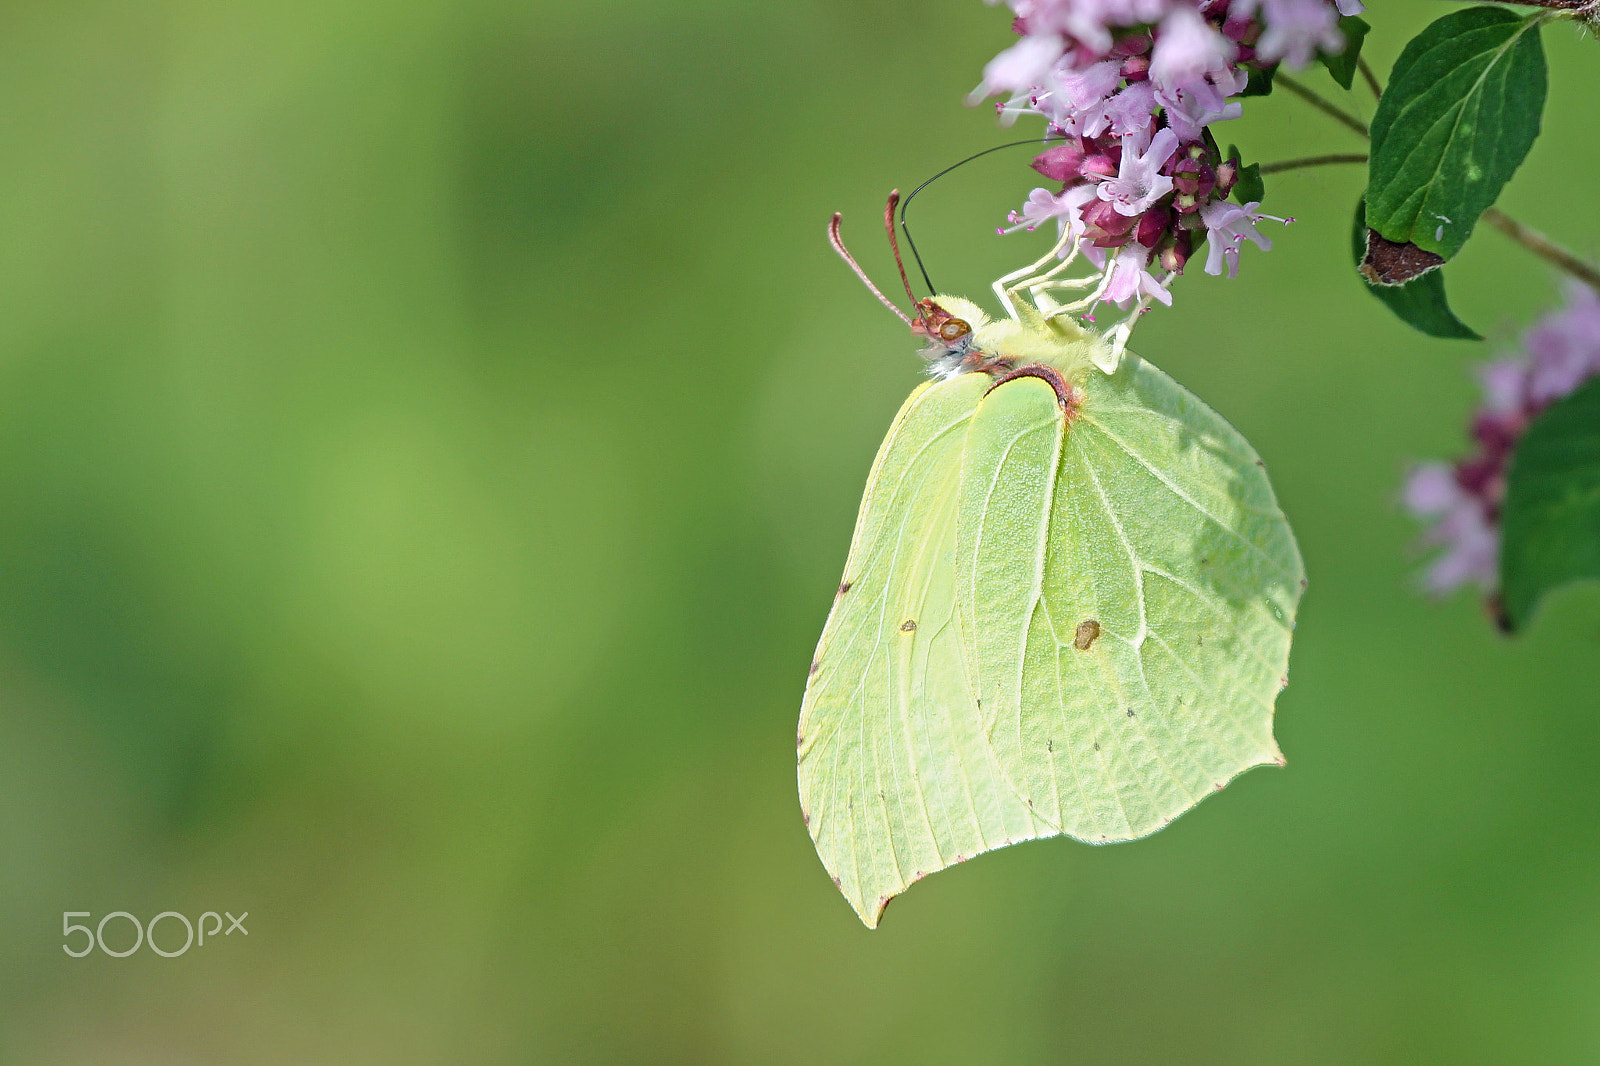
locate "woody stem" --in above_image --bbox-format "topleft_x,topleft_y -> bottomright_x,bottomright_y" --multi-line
1482,210 -> 1600,295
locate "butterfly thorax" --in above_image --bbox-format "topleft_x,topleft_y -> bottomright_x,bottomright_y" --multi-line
918,294 -> 1109,386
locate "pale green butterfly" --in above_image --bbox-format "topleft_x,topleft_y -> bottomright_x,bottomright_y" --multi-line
798,194 -> 1304,927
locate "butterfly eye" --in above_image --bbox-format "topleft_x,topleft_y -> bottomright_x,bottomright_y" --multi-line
940,319 -> 970,342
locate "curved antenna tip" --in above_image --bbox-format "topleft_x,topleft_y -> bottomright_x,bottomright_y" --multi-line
883,191 -> 932,333
829,209 -> 913,328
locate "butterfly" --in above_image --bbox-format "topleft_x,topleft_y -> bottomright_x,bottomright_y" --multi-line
797,194 -> 1304,927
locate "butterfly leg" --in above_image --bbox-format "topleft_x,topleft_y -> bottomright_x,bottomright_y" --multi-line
1042,262 -> 1117,319
992,225 -> 1076,320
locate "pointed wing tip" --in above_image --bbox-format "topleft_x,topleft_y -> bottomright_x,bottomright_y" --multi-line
856,899 -> 887,930
833,880 -> 891,929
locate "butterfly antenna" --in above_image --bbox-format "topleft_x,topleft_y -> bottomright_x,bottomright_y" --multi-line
828,211 -> 913,327
883,190 -> 935,335
897,136 -> 1067,296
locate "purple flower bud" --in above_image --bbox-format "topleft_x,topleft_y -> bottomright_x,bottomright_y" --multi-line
1079,152 -> 1120,181
1470,412 -> 1522,456
1110,31 -> 1152,57
1081,199 -> 1137,247
1172,191 -> 1202,215
1135,205 -> 1171,248
1031,143 -> 1088,184
1214,160 -> 1238,195
1168,156 -> 1217,199
1454,455 -> 1501,501
1223,16 -> 1260,46
1120,54 -> 1151,82
1159,232 -> 1193,273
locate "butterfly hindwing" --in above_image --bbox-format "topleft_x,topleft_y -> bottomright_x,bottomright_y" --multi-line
958,354 -> 1303,843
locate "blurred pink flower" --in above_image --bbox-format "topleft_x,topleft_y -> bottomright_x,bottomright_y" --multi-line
1404,283 -> 1600,600
1255,0 -> 1345,67
1148,6 -> 1236,91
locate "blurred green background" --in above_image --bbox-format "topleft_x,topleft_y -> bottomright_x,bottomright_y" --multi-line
1,1 -> 1597,1061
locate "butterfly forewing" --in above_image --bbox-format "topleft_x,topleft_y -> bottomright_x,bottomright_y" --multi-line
798,374 -> 1051,927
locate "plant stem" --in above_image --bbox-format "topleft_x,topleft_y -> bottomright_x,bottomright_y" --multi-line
1483,209 -> 1600,295
1273,72 -> 1368,137
1356,56 -> 1383,100
1260,153 -> 1368,175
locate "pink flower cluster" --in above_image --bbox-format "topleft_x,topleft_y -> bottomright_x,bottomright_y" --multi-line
1404,282 -> 1600,597
977,0 -> 1360,308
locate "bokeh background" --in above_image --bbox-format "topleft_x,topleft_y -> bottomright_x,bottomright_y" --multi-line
2,1 -> 1597,1061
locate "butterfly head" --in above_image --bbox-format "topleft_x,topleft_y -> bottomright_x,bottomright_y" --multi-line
910,296 -> 998,379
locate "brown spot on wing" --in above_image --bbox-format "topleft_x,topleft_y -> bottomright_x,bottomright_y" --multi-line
899,619 -> 917,633
1073,619 -> 1100,651
837,581 -> 852,597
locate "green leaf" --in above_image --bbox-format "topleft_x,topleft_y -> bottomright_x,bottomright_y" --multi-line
798,296 -> 1303,927
1499,375 -> 1600,631
1240,63 -> 1277,97
1351,197 -> 1478,339
1320,15 -> 1370,91
1366,6 -> 1546,260
1226,146 -> 1265,205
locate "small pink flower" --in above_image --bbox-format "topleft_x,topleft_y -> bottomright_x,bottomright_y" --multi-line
1001,184 -> 1097,237
1084,243 -> 1175,307
1524,283 -> 1600,404
1199,198 -> 1273,277
1155,66 -> 1247,140
1102,81 -> 1159,136
1096,127 -> 1180,216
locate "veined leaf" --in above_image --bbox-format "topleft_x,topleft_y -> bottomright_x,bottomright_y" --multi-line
1366,6 -> 1546,260
1226,145 -> 1265,206
1320,15 -> 1371,91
